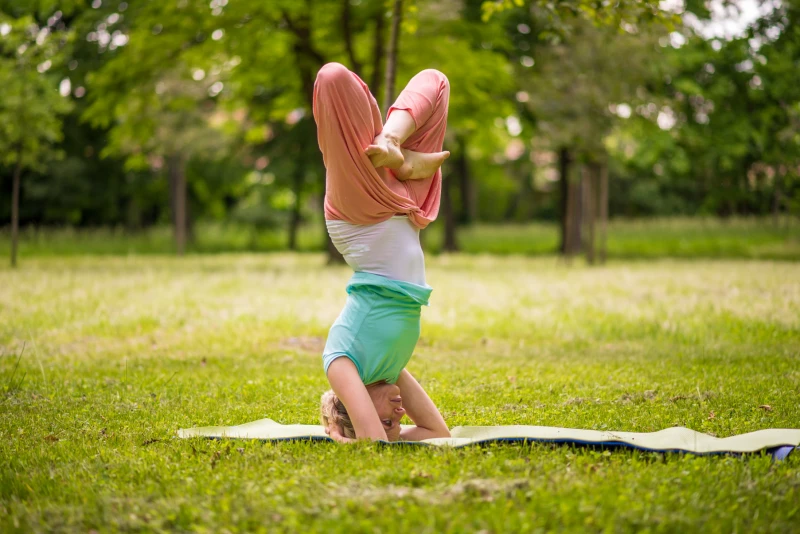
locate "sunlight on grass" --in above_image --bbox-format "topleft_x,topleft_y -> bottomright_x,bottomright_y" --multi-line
1,254 -> 798,532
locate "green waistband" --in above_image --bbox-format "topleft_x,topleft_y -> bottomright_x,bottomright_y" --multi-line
346,272 -> 433,306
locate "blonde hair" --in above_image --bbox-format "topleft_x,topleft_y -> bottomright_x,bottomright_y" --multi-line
320,390 -> 355,439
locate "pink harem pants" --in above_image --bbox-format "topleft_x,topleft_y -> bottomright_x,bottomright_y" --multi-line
312,63 -> 449,229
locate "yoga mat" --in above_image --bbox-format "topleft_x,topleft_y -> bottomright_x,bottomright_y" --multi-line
178,418 -> 799,459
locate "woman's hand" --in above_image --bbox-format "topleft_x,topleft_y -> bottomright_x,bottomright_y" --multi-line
325,425 -> 357,444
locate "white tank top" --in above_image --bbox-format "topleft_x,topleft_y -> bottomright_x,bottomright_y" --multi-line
326,216 -> 426,286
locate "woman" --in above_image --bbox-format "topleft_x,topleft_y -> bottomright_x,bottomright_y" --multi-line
313,62 -> 451,443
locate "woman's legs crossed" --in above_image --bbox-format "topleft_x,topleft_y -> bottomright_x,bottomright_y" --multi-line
314,63 -> 449,182
314,63 -> 414,216
313,63 -> 450,224
312,62 -> 384,187
390,69 -> 450,154
388,70 -> 450,207
367,70 -> 451,182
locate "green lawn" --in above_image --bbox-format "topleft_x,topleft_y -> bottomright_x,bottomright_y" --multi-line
423,217 -> 800,260
1,254 -> 799,532
2,216 -> 798,260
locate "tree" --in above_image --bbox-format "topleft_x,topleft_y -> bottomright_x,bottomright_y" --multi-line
78,0 -> 379,261
382,0 -> 403,114
477,0 -> 679,262
480,0 -> 674,27
15,0 -> 795,263
0,3 -> 158,233
607,2 -> 800,222
398,0 -> 517,250
0,12 -> 72,267
86,71 -> 230,255
510,15 -> 668,261
78,0 -> 249,255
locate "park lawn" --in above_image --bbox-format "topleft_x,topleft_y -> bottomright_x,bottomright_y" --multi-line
2,216 -> 799,260
422,217 -> 800,260
1,253 -> 799,533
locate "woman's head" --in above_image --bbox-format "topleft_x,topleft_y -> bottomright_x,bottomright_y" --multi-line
320,382 -> 407,442
366,381 -> 405,441
320,390 -> 356,439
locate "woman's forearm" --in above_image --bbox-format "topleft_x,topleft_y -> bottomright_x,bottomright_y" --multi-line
396,369 -> 450,439
327,358 -> 389,441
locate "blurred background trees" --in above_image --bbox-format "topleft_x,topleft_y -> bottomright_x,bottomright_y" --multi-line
1,0 -> 798,265
0,7 -> 72,266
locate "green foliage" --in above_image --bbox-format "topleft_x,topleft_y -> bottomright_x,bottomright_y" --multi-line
1,0 -> 799,238
1,254 -> 799,531
0,12 -> 72,172
80,2 -> 230,165
520,18 -> 666,158
480,0 -> 678,29
608,3 -> 800,217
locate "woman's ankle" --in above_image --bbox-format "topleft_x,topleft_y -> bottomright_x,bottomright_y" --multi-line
381,110 -> 416,145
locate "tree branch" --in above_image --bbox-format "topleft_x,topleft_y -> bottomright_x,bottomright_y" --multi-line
341,0 -> 363,77
382,0 -> 403,114
282,10 -> 327,67
370,5 -> 385,99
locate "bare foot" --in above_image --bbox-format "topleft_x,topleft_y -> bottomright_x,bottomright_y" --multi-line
365,133 -> 405,170
393,149 -> 450,181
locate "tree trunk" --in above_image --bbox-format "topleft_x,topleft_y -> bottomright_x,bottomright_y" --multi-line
582,165 -> 596,265
518,156 -> 535,221
126,174 -> 142,232
564,161 -> 582,257
382,0 -> 403,115
168,154 -> 187,256
10,158 -> 22,268
341,0 -> 362,78
323,212 -> 344,264
284,9 -> 344,264
504,177 -> 520,220
324,207 -> 344,264
558,148 -> 571,254
370,7 -> 385,100
772,171 -> 781,227
311,149 -> 344,264
456,136 -> 476,224
570,173 -> 582,255
598,163 -> 608,264
442,165 -> 458,252
126,197 -> 141,232
288,155 -> 305,251
186,191 -> 195,245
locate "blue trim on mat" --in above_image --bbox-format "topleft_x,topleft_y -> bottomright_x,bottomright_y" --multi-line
198,435 -> 796,460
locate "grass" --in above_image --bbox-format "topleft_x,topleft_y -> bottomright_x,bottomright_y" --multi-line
1,216 -> 798,260
423,216 -> 800,260
1,253 -> 799,532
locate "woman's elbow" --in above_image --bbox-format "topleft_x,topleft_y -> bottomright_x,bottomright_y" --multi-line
432,426 -> 451,438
